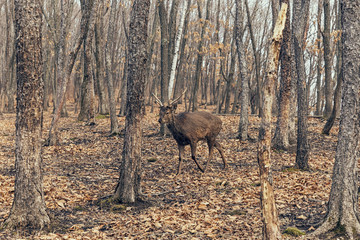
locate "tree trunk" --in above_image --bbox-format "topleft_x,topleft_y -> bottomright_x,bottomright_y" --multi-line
46,0 -> 96,145
258,3 -> 287,239
158,0 -> 169,134
323,0 -> 333,119
236,0 -> 250,140
192,0 -> 211,112
312,2 -> 360,238
272,0 -> 291,150
113,0 -> 150,203
105,0 -> 119,135
315,0 -> 323,116
3,0 -> 50,230
168,0 -> 188,98
322,2 -> 342,135
78,0 -> 97,124
95,2 -> 109,115
293,0 -> 310,170
245,0 -> 262,117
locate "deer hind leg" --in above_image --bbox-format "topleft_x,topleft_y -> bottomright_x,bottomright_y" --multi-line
204,139 -> 215,172
190,142 -> 204,173
214,141 -> 227,169
177,144 -> 185,175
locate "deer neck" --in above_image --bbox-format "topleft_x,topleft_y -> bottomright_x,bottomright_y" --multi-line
167,113 -> 181,135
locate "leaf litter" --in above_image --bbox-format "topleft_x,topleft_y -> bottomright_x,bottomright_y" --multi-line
0,104 -> 341,239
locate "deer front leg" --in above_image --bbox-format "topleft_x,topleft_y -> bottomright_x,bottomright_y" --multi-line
177,144 -> 185,175
190,142 -> 204,173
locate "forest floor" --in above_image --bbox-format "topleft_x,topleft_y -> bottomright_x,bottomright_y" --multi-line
0,103 -> 340,239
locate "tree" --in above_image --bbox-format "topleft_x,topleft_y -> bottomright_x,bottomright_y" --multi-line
312,1 -> 360,238
293,0 -> 310,170
257,3 -> 287,239
191,0 -> 211,112
322,1 -> 342,135
78,0 -> 98,124
113,0 -> 150,203
272,0 -> 291,150
3,0 -> 50,230
322,0 -> 333,119
235,0 -> 250,141
105,0 -> 120,135
45,0 -> 97,145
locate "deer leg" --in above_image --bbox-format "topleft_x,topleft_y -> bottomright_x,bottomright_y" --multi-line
214,141 -> 227,169
177,144 -> 185,175
190,142 -> 204,172
204,140 -> 215,172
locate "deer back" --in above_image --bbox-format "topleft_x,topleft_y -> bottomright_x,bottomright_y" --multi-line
169,111 -> 222,144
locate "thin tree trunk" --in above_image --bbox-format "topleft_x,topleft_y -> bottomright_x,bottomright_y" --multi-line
315,0 -> 323,116
272,0 -> 291,150
293,0 -> 310,170
46,0 -> 97,145
192,0 -> 211,112
323,0 -> 333,119
168,0 -> 188,98
258,3 -> 287,239
105,0 -> 119,135
245,0 -> 262,117
322,2 -> 342,135
78,0 -> 97,123
236,0 -> 250,140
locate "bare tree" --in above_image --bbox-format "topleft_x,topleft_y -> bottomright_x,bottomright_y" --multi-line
272,0 -> 291,150
105,0 -> 119,135
323,0 -> 333,118
257,3 -> 287,239
312,1 -> 360,238
192,0 -> 211,112
293,0 -> 310,170
235,0 -> 250,140
3,0 -> 50,230
113,0 -> 150,203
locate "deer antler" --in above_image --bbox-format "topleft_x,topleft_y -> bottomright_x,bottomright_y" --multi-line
152,93 -> 164,107
170,88 -> 187,105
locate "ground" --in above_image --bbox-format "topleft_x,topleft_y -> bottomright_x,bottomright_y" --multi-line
0,103 -> 339,239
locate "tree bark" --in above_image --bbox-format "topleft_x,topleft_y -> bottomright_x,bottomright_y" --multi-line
95,1 -> 109,115
46,0 -> 97,145
293,0 -> 310,170
257,3 -> 287,239
322,2 -> 342,135
315,0 -> 323,116
113,0 -> 150,203
105,0 -> 119,135
78,0 -> 97,124
245,0 -> 262,117
272,0 -> 291,150
312,2 -> 360,238
323,0 -> 333,119
3,0 -> 50,230
236,0 -> 250,140
192,0 -> 211,112
168,0 -> 188,99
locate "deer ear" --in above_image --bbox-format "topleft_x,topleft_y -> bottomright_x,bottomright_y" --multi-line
171,103 -> 178,111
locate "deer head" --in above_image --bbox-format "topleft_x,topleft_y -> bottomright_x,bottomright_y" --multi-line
152,89 -> 187,124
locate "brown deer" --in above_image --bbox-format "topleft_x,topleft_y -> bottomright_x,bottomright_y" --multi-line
153,90 -> 227,174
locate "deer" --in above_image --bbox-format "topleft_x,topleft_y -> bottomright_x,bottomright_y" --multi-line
152,89 -> 227,175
